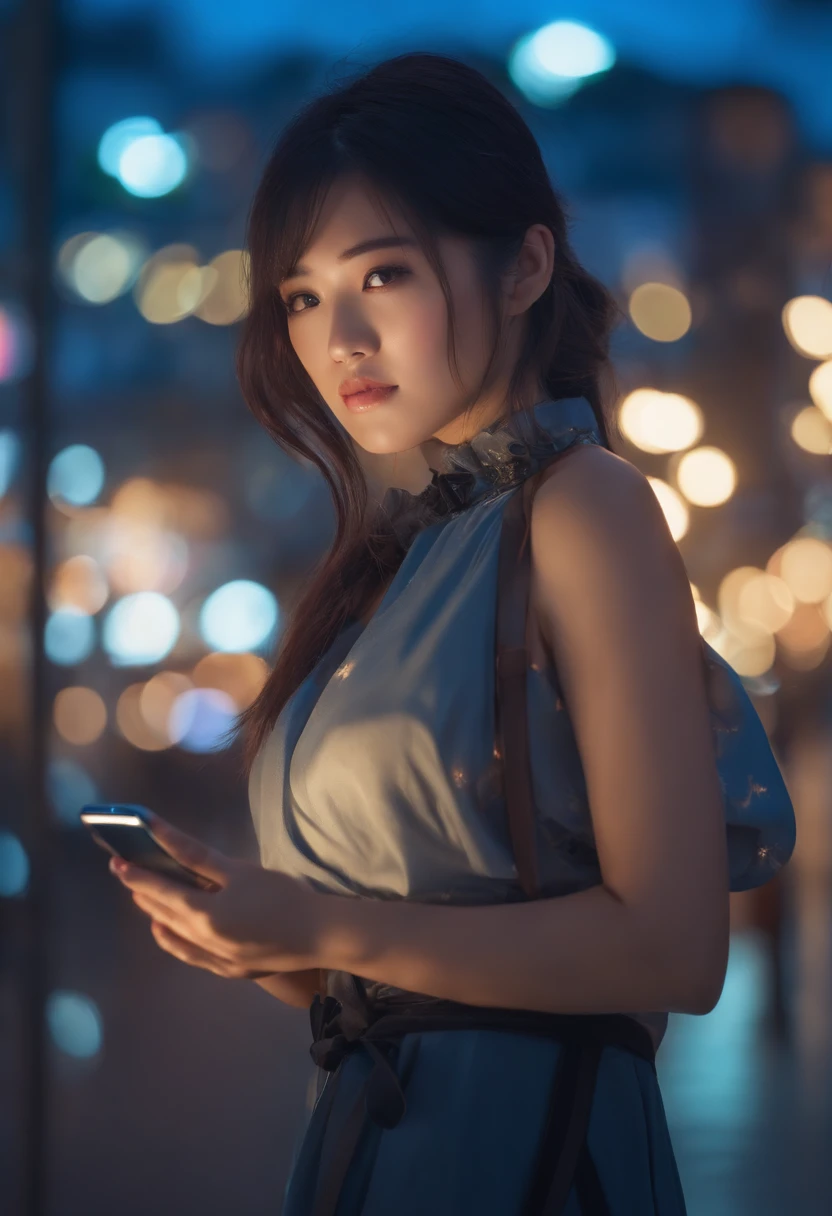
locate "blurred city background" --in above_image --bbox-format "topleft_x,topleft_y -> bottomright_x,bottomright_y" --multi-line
2,1 -> 832,1213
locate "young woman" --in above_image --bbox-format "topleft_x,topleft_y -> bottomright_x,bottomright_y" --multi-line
111,52 -> 795,1215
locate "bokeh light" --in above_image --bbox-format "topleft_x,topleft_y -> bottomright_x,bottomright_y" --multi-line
102,592 -> 181,666
139,671 -> 193,741
736,572 -> 794,634
169,687 -> 238,752
53,687 -> 107,746
0,831 -> 29,897
718,567 -> 771,643
118,132 -> 189,198
628,282 -> 693,342
194,250 -> 250,325
191,651 -> 269,709
808,359 -> 832,419
509,20 -> 615,107
47,444 -> 105,507
779,537 -> 832,602
775,602 -> 831,669
98,117 -> 163,176
57,230 -> 148,304
199,580 -> 278,653
46,991 -> 103,1059
675,446 -> 737,506
782,295 -> 832,359
107,526 -> 189,597
791,404 -> 832,454
619,389 -> 703,454
49,555 -> 109,614
711,628 -> 776,678
0,429 -> 20,496
647,477 -> 689,540
134,244 -> 202,324
116,682 -> 170,750
45,608 -> 96,665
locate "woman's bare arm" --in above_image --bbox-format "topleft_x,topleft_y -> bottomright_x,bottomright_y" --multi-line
310,447 -> 730,1015
253,968 -> 327,1009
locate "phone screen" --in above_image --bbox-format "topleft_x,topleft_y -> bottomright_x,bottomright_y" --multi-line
80,805 -> 220,892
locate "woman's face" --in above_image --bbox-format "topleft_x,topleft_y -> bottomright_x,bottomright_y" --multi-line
278,173 -> 553,458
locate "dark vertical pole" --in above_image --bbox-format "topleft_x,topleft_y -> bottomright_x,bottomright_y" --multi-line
14,0 -> 58,1212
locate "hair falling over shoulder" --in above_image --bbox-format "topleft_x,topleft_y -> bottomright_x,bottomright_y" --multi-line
227,51 -> 623,779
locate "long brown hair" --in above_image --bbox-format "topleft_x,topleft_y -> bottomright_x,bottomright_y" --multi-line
228,51 -> 624,778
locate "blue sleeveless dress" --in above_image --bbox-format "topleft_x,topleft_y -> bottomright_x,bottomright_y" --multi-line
248,395 -> 795,1215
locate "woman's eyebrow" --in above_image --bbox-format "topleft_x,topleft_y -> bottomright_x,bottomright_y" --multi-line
280,236 -> 419,285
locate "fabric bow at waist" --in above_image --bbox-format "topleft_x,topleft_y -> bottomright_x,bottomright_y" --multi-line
306,973 -> 656,1216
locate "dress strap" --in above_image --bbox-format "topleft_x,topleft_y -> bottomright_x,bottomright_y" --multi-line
494,448 -> 584,900
495,479 -> 540,898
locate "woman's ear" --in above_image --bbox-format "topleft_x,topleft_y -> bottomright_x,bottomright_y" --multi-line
502,223 -> 556,316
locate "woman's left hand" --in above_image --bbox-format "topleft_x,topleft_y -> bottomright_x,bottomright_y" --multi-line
109,812 -> 324,980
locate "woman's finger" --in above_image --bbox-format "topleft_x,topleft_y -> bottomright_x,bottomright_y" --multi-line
132,890 -> 218,951
150,921 -> 244,977
112,859 -> 213,916
144,813 -> 233,887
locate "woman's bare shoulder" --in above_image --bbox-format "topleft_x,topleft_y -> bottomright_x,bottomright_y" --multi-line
525,442 -> 696,661
527,442 -> 683,577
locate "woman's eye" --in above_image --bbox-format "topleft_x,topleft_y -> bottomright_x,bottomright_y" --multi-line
283,264 -> 410,315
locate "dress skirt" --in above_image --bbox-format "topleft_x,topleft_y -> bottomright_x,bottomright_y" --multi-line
282,1021 -> 688,1215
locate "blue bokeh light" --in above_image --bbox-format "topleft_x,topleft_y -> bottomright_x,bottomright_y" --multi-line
532,20 -> 616,79
199,580 -> 278,653
118,134 -> 189,198
509,20 -> 616,107
102,592 -> 181,666
170,687 -> 238,752
98,117 -> 163,177
0,831 -> 29,897
0,429 -> 20,497
45,609 -> 96,665
47,443 -> 105,506
46,990 -> 103,1059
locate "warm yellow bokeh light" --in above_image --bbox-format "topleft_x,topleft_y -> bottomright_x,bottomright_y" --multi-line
779,537 -> 832,603
628,282 -> 692,342
718,567 -> 769,642
782,295 -> 832,359
140,671 -> 193,740
791,405 -> 832,454
823,592 -> 832,631
49,555 -> 109,613
194,250 -> 250,325
116,683 -> 171,750
709,627 -> 776,677
693,598 -> 722,642
111,477 -> 167,525
106,523 -> 188,595
192,651 -> 269,708
53,686 -> 107,745
618,389 -> 703,454
809,360 -> 832,420
135,244 -> 201,325
675,446 -> 736,506
646,477 -> 689,540
775,602 -> 831,670
736,572 -> 794,633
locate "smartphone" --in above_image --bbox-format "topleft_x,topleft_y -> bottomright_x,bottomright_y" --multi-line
79,804 -> 221,892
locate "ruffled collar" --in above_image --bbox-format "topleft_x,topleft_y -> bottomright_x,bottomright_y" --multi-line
378,395 -> 602,551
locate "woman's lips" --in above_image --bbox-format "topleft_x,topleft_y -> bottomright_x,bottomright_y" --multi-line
342,386 -> 398,411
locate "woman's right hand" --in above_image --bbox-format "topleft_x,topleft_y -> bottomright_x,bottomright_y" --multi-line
253,968 -> 327,1009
